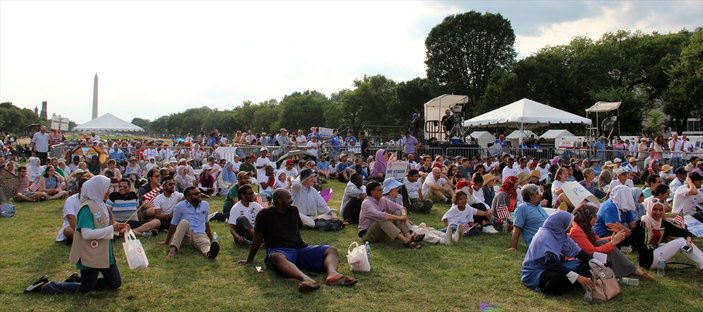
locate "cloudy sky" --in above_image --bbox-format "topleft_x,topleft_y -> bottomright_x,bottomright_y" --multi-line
1,1 -> 701,124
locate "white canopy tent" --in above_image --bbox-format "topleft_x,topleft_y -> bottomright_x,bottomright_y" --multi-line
73,113 -> 144,132
423,94 -> 469,141
467,131 -> 496,148
585,101 -> 621,138
540,129 -> 575,146
506,129 -> 537,146
463,98 -> 592,144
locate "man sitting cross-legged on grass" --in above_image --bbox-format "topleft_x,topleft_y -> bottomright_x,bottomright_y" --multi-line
228,184 -> 263,246
106,179 -> 160,237
239,189 -> 357,293
358,181 -> 424,249
164,186 -> 220,259
151,176 -> 184,232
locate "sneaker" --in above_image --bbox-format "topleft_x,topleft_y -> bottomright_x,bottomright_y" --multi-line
620,246 -> 633,254
454,224 -> 463,242
24,275 -> 48,293
63,272 -> 80,283
208,211 -> 220,222
444,198 -> 452,204
482,225 -> 499,234
243,239 -> 252,245
141,229 -> 159,237
443,226 -> 453,245
207,241 -> 220,259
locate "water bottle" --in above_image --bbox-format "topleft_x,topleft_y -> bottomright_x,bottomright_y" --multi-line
213,231 -> 219,242
657,252 -> 666,277
583,288 -> 592,302
364,241 -> 371,263
619,277 -> 640,286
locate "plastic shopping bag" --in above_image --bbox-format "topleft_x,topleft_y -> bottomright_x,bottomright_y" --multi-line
347,242 -> 370,272
122,230 -> 149,269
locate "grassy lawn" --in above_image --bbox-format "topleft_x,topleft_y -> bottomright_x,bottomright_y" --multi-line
2,180 -> 702,311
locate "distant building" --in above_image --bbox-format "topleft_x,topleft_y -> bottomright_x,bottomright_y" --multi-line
34,106 -> 38,116
40,101 -> 48,119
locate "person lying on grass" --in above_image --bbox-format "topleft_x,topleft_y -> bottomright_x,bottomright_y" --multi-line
239,189 -> 357,293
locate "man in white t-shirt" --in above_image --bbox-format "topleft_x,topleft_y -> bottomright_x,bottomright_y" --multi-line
421,167 -> 454,204
153,176 -> 184,230
280,159 -> 299,180
403,169 -> 433,213
607,168 -> 634,192
501,156 -> 520,181
228,184 -> 263,246
305,135 -> 320,158
31,126 -> 50,165
55,190 -> 82,244
672,172 -> 703,223
255,147 -> 276,181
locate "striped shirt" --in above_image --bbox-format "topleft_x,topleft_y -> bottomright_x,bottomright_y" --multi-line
106,192 -> 139,222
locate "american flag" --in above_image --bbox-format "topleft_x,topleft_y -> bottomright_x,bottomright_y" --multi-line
141,186 -> 163,203
496,204 -> 512,221
674,214 -> 686,229
255,195 -> 269,208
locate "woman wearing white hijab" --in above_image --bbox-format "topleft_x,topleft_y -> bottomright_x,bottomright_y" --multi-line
27,157 -> 43,183
632,198 -> 703,270
24,176 -> 130,294
594,185 -> 638,237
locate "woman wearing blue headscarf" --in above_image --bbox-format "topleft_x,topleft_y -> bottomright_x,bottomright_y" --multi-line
218,162 -> 237,196
521,211 -> 593,295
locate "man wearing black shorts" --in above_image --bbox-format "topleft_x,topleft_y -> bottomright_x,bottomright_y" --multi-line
239,189 -> 357,293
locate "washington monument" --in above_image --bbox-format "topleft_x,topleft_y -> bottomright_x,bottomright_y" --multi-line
92,73 -> 98,119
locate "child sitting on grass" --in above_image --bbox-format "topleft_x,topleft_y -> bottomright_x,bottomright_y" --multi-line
441,191 -> 493,239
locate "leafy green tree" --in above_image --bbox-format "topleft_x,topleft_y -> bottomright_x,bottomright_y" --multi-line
276,91 -> 328,132
396,77 -> 434,132
425,11 -> 516,114
664,28 -> 703,132
131,118 -> 151,131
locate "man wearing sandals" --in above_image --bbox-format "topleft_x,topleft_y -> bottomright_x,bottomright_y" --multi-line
239,189 -> 357,293
358,181 -> 424,249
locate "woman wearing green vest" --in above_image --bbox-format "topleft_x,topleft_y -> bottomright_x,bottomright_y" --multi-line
25,175 -> 130,294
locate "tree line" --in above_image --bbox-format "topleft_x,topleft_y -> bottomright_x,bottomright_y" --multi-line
132,11 -> 701,138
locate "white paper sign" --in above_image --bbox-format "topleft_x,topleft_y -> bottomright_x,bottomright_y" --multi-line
561,181 -> 600,208
385,161 -> 409,181
684,215 -> 703,238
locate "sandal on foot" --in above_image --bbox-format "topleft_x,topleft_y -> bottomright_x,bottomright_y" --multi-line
404,241 -> 422,249
298,280 -> 320,293
326,275 -> 358,287
24,275 -> 48,293
64,272 -> 80,283
412,233 -> 425,243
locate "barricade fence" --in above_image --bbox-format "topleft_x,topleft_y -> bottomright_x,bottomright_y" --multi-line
48,142 -> 703,169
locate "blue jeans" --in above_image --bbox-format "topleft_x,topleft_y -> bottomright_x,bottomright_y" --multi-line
670,157 -> 683,168
41,263 -> 121,294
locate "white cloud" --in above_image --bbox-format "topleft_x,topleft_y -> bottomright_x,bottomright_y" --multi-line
515,1 -> 702,57
1,1 -> 700,125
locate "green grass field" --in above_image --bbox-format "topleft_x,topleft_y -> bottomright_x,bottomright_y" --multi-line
2,180 -> 702,311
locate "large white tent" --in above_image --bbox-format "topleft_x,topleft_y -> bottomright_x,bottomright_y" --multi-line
540,129 -> 575,144
73,113 -> 144,132
463,98 -> 592,128
467,131 -> 495,147
463,98 -> 591,144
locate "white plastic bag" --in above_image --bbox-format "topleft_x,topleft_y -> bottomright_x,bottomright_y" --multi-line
122,230 -> 149,270
347,242 -> 370,272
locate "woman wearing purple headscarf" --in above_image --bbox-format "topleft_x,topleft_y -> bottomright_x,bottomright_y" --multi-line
521,211 -> 593,295
370,149 -> 389,181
